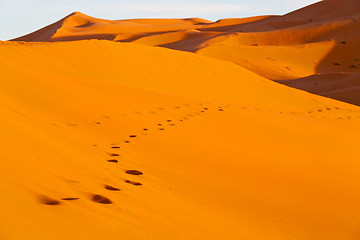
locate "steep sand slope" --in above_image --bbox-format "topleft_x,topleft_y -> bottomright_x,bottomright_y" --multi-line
1,40 -> 360,239
277,73 -> 360,106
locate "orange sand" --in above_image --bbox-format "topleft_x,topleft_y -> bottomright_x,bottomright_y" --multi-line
13,0 -> 360,105
2,0 -> 360,239
1,39 -> 360,240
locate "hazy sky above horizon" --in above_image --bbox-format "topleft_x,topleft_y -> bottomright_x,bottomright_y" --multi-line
0,0 -> 320,40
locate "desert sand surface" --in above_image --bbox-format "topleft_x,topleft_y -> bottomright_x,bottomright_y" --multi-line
2,0 -> 360,239
2,39 -> 360,240
13,0 -> 360,105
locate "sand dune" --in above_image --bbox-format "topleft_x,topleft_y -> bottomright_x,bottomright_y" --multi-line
12,0 -> 360,105
3,0 -> 360,239
1,39 -> 360,239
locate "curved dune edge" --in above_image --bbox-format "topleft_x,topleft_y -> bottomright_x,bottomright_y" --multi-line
1,40 -> 360,239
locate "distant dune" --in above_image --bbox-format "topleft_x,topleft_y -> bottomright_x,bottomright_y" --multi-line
2,1 -> 360,239
12,0 -> 360,105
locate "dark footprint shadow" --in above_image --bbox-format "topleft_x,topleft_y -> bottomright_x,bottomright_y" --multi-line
105,185 -> 121,191
107,159 -> 118,163
40,196 -> 61,205
125,180 -> 143,186
62,197 -> 79,201
91,194 -> 112,204
108,153 -> 120,157
125,170 -> 143,175
111,146 -> 120,149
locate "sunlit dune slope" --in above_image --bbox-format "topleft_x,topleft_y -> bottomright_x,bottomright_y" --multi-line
1,40 -> 360,240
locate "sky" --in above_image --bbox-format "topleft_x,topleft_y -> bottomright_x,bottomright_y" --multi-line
0,0 -> 320,40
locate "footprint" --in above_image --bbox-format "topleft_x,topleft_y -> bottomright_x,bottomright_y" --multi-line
109,153 -> 120,157
62,197 -> 79,201
111,146 -> 120,149
159,128 -> 165,131
129,135 -> 137,138
125,170 -> 143,175
107,159 -> 118,163
143,128 -> 148,131
125,180 -> 143,186
91,194 -> 112,204
105,185 -> 121,191
167,120 -> 172,122
40,196 -> 61,205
